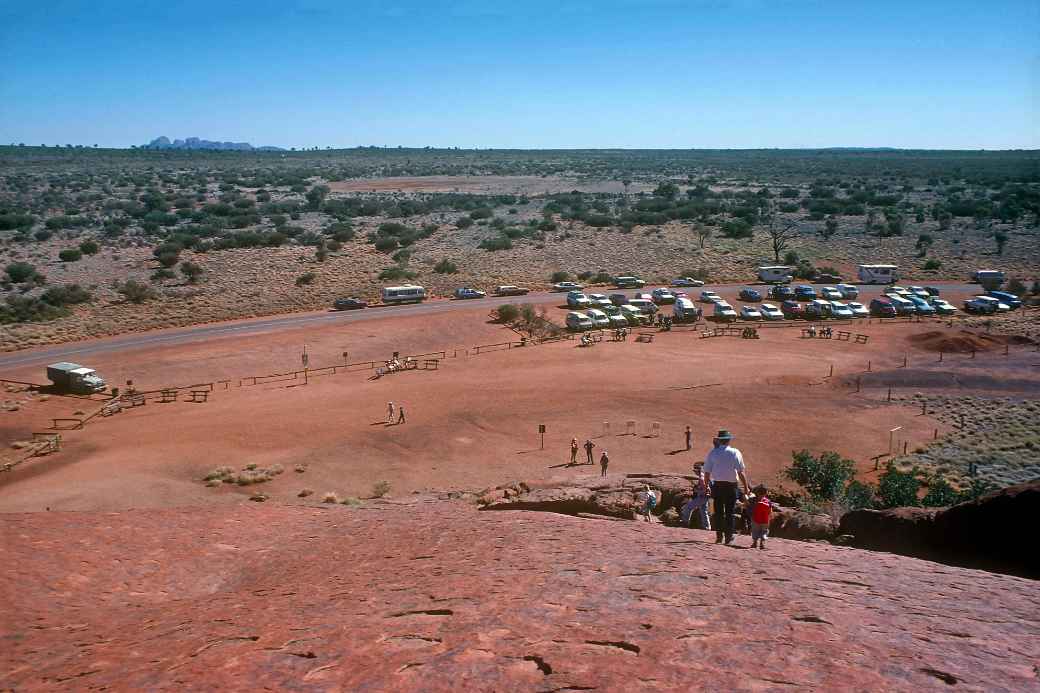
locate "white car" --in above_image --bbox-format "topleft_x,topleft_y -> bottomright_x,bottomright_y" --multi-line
699,290 -> 721,303
930,298 -> 957,315
820,286 -> 843,301
672,277 -> 705,287
620,304 -> 647,325
553,281 -> 583,292
907,286 -> 931,299
847,301 -> 870,318
651,287 -> 676,304
565,311 -> 594,331
740,305 -> 762,321
759,303 -> 784,320
587,293 -> 613,309
836,283 -> 859,299
567,292 -> 591,308
585,309 -> 610,328
884,286 -> 912,298
830,301 -> 855,319
633,292 -> 654,302
714,302 -> 738,322
601,305 -> 630,327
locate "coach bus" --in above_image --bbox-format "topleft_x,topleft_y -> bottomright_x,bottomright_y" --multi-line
380,285 -> 427,304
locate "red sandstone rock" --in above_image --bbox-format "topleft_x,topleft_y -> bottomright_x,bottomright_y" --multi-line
2,500 -> 1037,691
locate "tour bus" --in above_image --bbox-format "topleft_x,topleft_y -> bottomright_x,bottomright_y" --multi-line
757,266 -> 793,284
380,285 -> 427,304
857,264 -> 899,284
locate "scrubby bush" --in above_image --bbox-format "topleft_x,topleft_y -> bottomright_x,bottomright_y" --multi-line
79,240 -> 99,255
41,284 -> 92,306
378,266 -> 417,281
295,272 -> 317,286
58,248 -> 83,262
5,262 -> 40,284
877,464 -> 921,508
180,261 -> 203,284
0,295 -> 69,324
923,259 -> 942,270
433,259 -> 458,274
116,279 -> 156,303
495,304 -> 520,323
551,271 -> 570,283
374,236 -> 398,252
456,216 -> 474,229
478,236 -> 512,251
371,480 -> 391,498
783,450 -> 856,503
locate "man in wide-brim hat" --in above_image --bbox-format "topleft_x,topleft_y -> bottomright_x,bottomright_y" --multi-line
703,429 -> 751,545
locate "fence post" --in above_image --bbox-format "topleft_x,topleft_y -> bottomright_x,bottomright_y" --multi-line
867,360 -> 872,372
856,376 -> 861,393
938,351 -> 943,363
887,387 -> 891,402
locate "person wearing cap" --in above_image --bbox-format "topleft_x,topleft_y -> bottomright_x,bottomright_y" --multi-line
702,429 -> 750,545
599,450 -> 609,477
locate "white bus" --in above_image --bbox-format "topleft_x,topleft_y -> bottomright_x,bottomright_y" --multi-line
857,264 -> 899,284
972,270 -> 1005,289
757,266 -> 793,283
380,285 -> 427,304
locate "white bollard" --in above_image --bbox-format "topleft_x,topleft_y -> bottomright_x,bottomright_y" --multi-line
626,420 -> 636,436
603,421 -> 610,437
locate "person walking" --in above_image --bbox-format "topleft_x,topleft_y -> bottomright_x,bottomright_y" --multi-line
599,450 -> 609,477
584,439 -> 596,465
680,463 -> 712,530
570,438 -> 579,466
386,401 -> 395,424
750,484 -> 778,549
640,485 -> 658,522
397,405 -> 406,425
685,425 -> 692,451
702,429 -> 750,545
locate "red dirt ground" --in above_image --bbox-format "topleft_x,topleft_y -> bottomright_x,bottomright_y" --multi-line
8,301 -> 1039,512
907,329 -> 1034,353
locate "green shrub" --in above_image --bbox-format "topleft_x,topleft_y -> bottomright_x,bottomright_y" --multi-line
495,304 -> 520,323
720,219 -> 753,239
0,295 -> 68,324
783,450 -> 856,503
551,271 -> 570,283
6,262 -> 39,283
456,216 -> 474,229
378,266 -> 417,281
79,240 -> 100,255
116,279 -> 157,303
41,284 -> 92,306
921,476 -> 959,507
923,259 -> 941,270
180,261 -> 203,284
433,259 -> 458,274
478,236 -> 512,251
877,464 -> 920,508
374,237 -> 398,252
58,248 -> 83,262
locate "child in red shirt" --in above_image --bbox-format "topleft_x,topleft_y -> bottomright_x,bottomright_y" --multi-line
750,484 -> 777,549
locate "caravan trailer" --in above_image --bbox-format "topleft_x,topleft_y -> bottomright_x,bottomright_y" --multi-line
857,264 -> 899,284
381,285 -> 427,304
757,266 -> 793,284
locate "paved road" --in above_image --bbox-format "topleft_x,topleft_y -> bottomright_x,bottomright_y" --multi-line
0,282 -> 980,371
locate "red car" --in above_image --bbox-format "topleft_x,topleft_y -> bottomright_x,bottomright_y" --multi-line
781,300 -> 805,319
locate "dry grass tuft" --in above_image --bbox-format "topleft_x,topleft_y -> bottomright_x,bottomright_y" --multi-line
322,492 -> 339,504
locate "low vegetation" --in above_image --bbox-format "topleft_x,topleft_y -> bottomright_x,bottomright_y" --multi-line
203,463 -> 285,486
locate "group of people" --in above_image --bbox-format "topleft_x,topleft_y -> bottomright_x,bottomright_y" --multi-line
612,327 -> 630,341
806,325 -> 833,339
570,438 -> 610,476
386,401 -> 406,425
677,429 -> 776,548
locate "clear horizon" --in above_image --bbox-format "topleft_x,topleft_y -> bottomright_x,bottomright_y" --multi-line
1,0 -> 1037,150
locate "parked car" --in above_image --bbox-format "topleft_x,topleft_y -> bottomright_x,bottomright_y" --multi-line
829,301 -> 854,319
888,295 -> 916,315
907,286 -> 931,300
565,311 -> 594,331
930,298 -> 957,315
781,300 -> 805,319
494,285 -> 529,296
869,297 -> 898,317
924,286 -> 941,296
553,281 -> 583,292
820,286 -> 843,301
585,309 -> 610,328
651,287 -> 677,304
673,298 -> 702,322
739,305 -> 762,321
609,293 -> 630,306
333,296 -> 368,310
909,296 -> 936,315
613,276 -> 646,289
836,284 -> 859,299
805,299 -> 834,319
964,296 -> 1000,314
672,277 -> 705,287
566,291 -> 591,308
769,285 -> 795,300
601,305 -> 630,327
633,292 -> 654,302
627,298 -> 658,317
713,301 -> 738,322
815,273 -> 843,283
453,287 -> 486,299
987,290 -> 1021,309
587,293 -> 613,308
883,286 -> 912,298
847,301 -> 870,318
739,288 -> 762,302
759,303 -> 784,320
794,285 -> 816,301
699,290 -> 722,303
620,304 -> 647,325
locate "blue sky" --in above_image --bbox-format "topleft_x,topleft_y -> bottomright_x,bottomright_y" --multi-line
1,0 -> 1037,149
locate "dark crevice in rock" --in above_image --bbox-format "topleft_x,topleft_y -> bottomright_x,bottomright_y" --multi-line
920,667 -> 960,685
523,655 -> 552,675
387,609 -> 453,618
584,640 -> 640,654
792,615 -> 831,624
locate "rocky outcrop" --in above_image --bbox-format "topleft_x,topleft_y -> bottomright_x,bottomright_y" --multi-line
2,501 -> 1037,690
143,136 -> 284,151
479,473 -> 836,539
840,480 -> 1039,577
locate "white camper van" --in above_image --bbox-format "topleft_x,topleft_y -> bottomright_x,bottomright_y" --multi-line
857,264 -> 899,284
757,266 -> 793,283
673,297 -> 702,322
381,285 -> 427,304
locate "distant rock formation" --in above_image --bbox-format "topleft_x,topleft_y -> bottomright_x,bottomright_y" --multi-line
143,136 -> 283,151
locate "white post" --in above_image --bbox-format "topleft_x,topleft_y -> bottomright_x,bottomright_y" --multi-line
889,426 -> 902,455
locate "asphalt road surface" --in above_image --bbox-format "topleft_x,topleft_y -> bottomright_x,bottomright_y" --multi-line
0,282 -> 979,371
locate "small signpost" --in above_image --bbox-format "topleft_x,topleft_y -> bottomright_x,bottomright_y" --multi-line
539,424 -> 546,450
889,426 -> 902,455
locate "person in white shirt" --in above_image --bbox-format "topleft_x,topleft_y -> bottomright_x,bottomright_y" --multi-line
702,429 -> 751,545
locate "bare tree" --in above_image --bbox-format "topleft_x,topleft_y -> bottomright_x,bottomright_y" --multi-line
765,213 -> 797,263
694,224 -> 712,249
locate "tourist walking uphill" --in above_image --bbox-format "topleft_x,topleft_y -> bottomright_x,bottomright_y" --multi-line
702,429 -> 751,545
